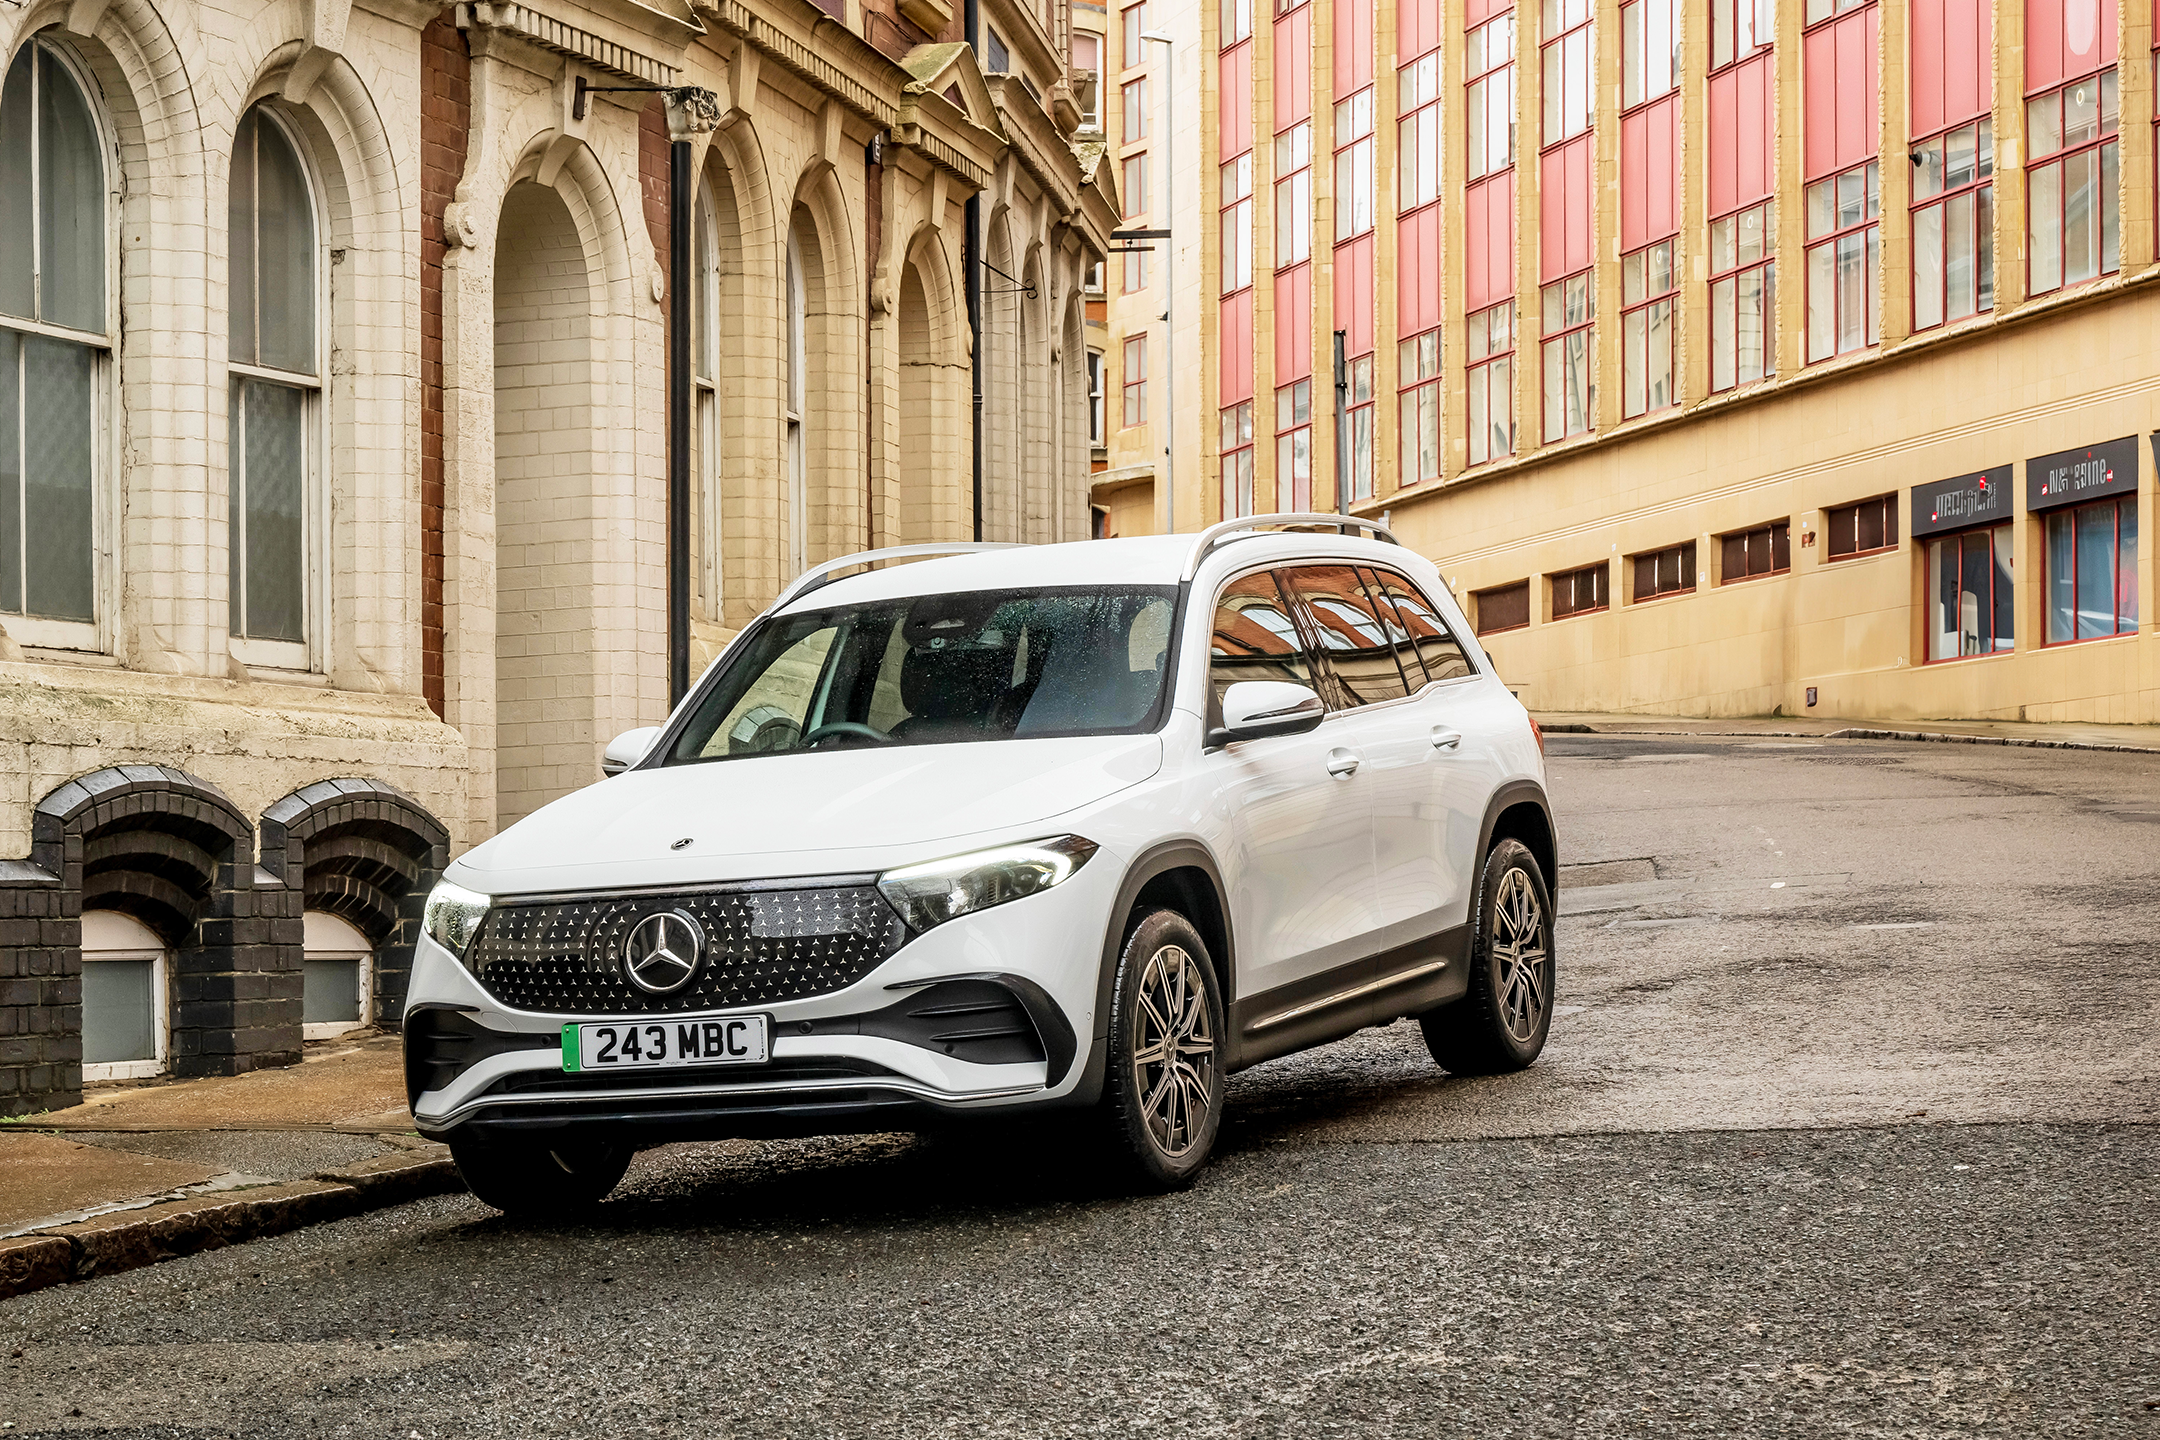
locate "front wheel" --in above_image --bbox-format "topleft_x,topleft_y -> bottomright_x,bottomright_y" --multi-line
1101,908 -> 1227,1190
1420,838 -> 1556,1075
448,1133 -> 633,1217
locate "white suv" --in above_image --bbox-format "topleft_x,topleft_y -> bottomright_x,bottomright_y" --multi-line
407,516 -> 1557,1209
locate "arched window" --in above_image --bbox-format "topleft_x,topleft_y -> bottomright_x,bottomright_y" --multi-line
784,225 -> 807,576
302,910 -> 372,1038
82,910 -> 168,1081
227,104 -> 320,668
0,39 -> 108,646
694,177 -> 721,611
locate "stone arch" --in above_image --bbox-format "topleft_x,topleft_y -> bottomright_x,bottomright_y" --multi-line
982,209 -> 1021,542
784,164 -> 863,574
259,779 -> 449,1024
1021,243 -> 1052,542
32,766 -> 282,1080
896,224 -> 969,544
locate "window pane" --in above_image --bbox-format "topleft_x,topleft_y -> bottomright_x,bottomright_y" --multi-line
1913,201 -> 1944,330
0,334 -> 15,611
2029,160 -> 2062,293
251,114 -> 316,375
1960,529 -> 1991,652
1209,570 -> 1311,701
1942,191 -> 1970,322
0,48 -> 34,321
23,335 -> 94,621
303,956 -> 363,1025
1281,564 -> 1410,705
84,957 -> 157,1065
36,49 -> 104,335
237,378 -> 307,642
1806,243 -> 1833,361
1976,184 -> 1995,310
228,111 -> 257,364
1991,524 -> 2015,649
1835,232 -> 1864,353
2063,146 -> 2096,285
695,190 -> 719,382
2076,504 -> 2114,639
1711,275 -> 1736,391
2117,499 -> 2139,632
2100,139 -> 2119,275
1648,298 -> 1672,409
2046,510 -> 2074,643
1927,537 -> 1952,659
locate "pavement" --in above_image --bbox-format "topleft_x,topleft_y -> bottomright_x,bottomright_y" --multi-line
1,731 -> 2156,1435
1533,708 -> 2160,752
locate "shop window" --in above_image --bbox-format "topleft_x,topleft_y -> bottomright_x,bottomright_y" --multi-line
1274,379 -> 1312,511
1122,334 -> 1148,427
2027,69 -> 2119,296
1912,119 -> 1994,330
1622,239 -> 1676,418
1633,539 -> 1696,600
1552,561 -> 1609,618
1926,523 -> 2013,659
1398,328 -> 1441,488
1710,201 -> 1776,391
1475,579 -> 1531,634
0,40 -> 107,648
2045,496 -> 2137,643
1274,123 -> 1313,265
1805,159 -> 1879,363
1466,13 -> 1517,181
1220,153 -> 1254,293
1345,355 -> 1375,500
1825,494 -> 1897,558
1467,301 -> 1515,464
1220,401 -> 1256,516
303,911 -> 372,1039
1540,271 -> 1593,443
1712,0 -> 1772,68
1721,519 -> 1791,581
82,910 -> 168,1082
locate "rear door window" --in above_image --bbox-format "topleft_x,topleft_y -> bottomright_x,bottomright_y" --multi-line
1276,564 -> 1413,708
1207,569 -> 1314,710
1356,566 -> 1427,690
1370,569 -> 1475,681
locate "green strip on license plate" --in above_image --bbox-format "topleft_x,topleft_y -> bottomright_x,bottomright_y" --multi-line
561,1024 -> 580,1072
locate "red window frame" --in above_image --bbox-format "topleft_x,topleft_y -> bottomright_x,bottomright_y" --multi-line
1540,0 -> 1592,147
1273,379 -> 1312,511
2043,495 -> 2138,645
1398,328 -> 1441,488
1220,152 -> 1254,296
1345,354 -> 1375,500
1804,158 -> 1879,363
1121,0 -> 1149,67
1924,522 -> 2013,662
1467,300 -> 1515,465
1622,0 -> 1676,105
1219,401 -> 1256,518
1711,0 -> 1772,70
1122,77 -> 1150,140
1823,493 -> 1897,560
1719,520 -> 1791,583
1274,122 -> 1313,267
1121,333 -> 1148,427
1336,87 -> 1378,239
1551,562 -> 1610,618
1474,580 -> 1532,635
1465,11 -> 1516,182
1632,540 -> 1697,601
1121,153 -> 1149,219
2026,68 -> 2120,298
1910,117 -> 1994,330
1540,270 -> 1594,443
1709,199 -> 1776,391
1397,52 -> 1440,212
1621,239 -> 1676,418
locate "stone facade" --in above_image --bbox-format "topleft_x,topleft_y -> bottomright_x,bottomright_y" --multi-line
0,0 -> 1112,1114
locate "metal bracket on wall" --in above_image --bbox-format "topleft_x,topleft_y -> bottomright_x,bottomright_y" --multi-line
979,257 -> 1038,299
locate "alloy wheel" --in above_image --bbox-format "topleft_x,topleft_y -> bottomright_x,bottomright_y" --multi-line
1130,944 -> 1216,1158
1490,867 -> 1550,1043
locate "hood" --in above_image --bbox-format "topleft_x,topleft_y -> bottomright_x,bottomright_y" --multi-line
452,734 -> 1164,894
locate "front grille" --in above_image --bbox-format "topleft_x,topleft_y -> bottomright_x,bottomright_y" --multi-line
468,883 -> 909,1015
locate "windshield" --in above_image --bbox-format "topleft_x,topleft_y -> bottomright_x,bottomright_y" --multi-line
665,586 -> 1180,764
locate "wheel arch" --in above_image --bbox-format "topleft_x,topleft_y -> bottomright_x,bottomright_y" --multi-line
1478,781 -> 1557,889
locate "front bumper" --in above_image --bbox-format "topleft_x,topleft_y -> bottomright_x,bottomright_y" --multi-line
403,855 -> 1121,1140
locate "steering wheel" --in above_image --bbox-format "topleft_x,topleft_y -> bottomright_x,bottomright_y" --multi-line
802,720 -> 893,747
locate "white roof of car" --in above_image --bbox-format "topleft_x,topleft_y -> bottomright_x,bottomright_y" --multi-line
778,531 -> 1424,614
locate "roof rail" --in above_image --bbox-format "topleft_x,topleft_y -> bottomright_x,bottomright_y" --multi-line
769,542 -> 1030,611
1180,513 -> 1401,581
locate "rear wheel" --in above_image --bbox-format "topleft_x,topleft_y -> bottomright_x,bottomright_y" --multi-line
447,1133 -> 633,1217
1420,838 -> 1555,1075
1101,908 -> 1226,1190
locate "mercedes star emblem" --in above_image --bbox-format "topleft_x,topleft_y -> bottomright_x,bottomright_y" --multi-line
621,909 -> 705,995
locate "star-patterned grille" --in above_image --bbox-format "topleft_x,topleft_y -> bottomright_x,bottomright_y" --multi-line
468,885 -> 909,1015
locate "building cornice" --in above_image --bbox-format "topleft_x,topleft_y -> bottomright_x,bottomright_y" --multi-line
460,0 -> 688,82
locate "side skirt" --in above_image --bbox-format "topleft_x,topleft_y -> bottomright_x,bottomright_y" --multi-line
1227,924 -> 1470,1070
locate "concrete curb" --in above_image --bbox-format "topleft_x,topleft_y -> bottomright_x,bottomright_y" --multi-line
0,1147 -> 461,1300
1539,722 -> 2160,755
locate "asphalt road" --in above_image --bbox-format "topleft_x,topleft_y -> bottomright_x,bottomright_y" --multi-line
5,735 -> 2157,1437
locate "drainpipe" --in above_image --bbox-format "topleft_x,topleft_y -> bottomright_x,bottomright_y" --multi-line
966,0 -> 984,542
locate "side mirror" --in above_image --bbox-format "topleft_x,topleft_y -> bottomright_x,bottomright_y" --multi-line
1208,681 -> 1325,748
601,726 -> 662,778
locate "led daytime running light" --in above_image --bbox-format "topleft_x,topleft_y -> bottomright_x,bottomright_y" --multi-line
877,836 -> 1099,932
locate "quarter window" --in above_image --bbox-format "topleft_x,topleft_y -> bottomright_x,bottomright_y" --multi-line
1279,564 -> 1412,707
0,40 -> 107,642
1371,568 -> 1474,680
228,106 -> 321,666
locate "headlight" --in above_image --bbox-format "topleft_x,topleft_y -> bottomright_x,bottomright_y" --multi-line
423,880 -> 492,961
877,835 -> 1099,932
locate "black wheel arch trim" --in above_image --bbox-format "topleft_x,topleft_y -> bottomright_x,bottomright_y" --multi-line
1476,779 -> 1558,886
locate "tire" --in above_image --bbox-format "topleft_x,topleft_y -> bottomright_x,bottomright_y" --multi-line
1420,838 -> 1556,1076
1100,908 -> 1227,1191
448,1133 -> 633,1217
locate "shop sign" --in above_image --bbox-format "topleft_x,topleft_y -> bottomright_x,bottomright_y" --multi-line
1911,465 -> 2010,536
2027,436 -> 2138,513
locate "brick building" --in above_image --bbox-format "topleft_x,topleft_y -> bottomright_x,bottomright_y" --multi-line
0,0 -> 1113,1114
1111,0 -> 2159,724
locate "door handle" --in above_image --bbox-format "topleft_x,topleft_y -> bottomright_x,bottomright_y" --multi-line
1430,728 -> 1463,751
1325,748 -> 1361,777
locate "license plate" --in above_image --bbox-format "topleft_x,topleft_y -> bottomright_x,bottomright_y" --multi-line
562,1016 -> 770,1073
